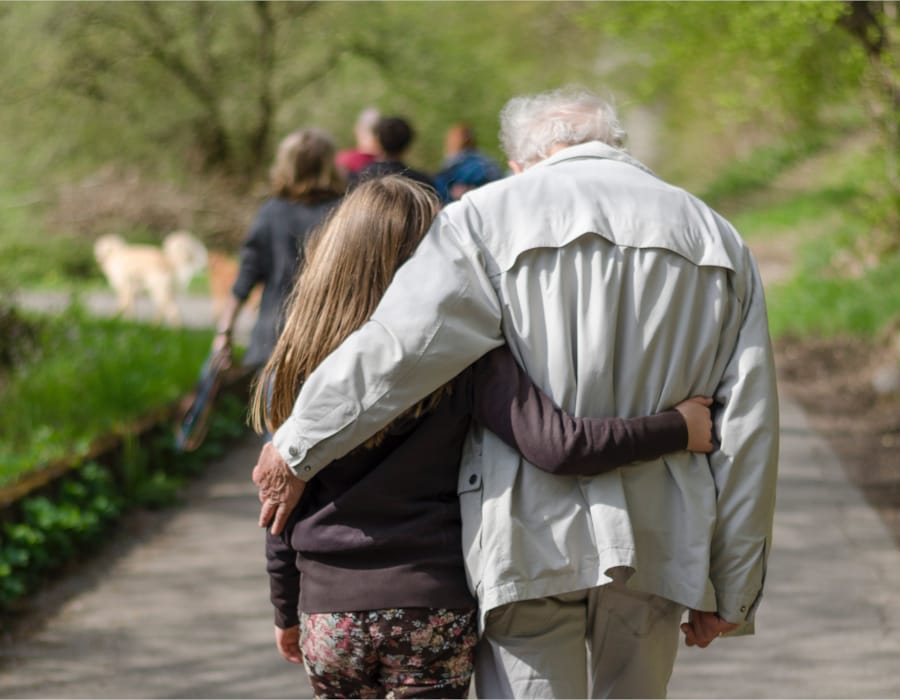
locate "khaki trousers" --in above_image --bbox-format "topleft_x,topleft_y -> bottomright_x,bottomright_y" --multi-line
474,581 -> 684,699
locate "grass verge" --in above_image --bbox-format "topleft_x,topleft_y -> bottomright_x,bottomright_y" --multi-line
720,136 -> 898,339
0,304 -> 214,487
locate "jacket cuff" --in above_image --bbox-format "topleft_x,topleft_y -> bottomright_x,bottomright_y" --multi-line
273,428 -> 317,479
716,588 -> 762,635
274,607 -> 300,629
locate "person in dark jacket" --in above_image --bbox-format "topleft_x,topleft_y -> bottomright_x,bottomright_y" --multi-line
212,128 -> 344,369
433,123 -> 504,203
249,176 -> 714,699
349,116 -> 435,191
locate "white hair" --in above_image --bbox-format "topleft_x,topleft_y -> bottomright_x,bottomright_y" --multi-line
499,86 -> 626,167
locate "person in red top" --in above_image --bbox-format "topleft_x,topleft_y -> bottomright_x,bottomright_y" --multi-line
250,175 -> 715,699
334,107 -> 380,177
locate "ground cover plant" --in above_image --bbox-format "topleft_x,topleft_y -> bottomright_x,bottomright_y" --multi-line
0,304 -> 213,487
0,392 -> 248,612
0,298 -> 250,613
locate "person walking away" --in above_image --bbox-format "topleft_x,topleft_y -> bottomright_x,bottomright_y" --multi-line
212,128 -> 344,370
335,107 -> 380,178
251,176 -> 717,699
252,87 -> 779,699
349,116 -> 435,191
433,123 -> 504,203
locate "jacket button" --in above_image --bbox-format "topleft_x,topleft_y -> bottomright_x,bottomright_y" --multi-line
469,474 -> 478,485
288,446 -> 299,458
740,605 -> 747,612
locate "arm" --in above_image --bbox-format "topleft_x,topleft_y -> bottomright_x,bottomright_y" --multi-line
265,521 -> 301,632
266,523 -> 304,664
231,207 -> 268,302
271,209 -> 504,481
257,207 -> 503,533
211,294 -> 242,354
212,208 -> 268,352
706,253 -> 779,632
471,346 -> 709,476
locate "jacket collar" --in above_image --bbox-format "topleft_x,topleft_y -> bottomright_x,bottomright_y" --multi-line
533,141 -> 657,177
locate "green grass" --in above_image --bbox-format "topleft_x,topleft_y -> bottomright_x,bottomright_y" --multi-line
724,141 -> 899,339
700,132 -> 827,208
0,188 -> 96,289
767,248 -> 900,338
729,186 -> 859,238
0,306 -> 214,486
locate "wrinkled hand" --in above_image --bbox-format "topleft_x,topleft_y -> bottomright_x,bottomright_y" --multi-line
681,609 -> 739,648
252,441 -> 306,535
275,624 -> 303,665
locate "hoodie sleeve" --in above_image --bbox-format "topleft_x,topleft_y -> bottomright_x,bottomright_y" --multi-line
265,512 -> 301,629
470,345 -> 688,475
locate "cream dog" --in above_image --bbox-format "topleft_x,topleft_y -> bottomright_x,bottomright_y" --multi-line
94,231 -> 208,326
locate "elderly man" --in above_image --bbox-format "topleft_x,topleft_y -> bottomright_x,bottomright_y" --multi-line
253,86 -> 779,698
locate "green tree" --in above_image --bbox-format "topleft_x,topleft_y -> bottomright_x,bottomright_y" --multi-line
837,0 -> 899,195
575,2 -> 869,180
0,2 -> 350,181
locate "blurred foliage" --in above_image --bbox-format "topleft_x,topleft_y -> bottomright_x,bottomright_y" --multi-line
0,2 -> 603,180
700,133 -> 829,208
2,1 -> 886,181
0,300 -> 40,375
576,2 -> 878,183
768,251 -> 900,337
0,392 -> 249,612
0,305 -> 212,485
724,140 -> 900,339
0,1 -> 895,301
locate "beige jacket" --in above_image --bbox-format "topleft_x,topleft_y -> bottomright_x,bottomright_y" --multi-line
273,141 -> 779,633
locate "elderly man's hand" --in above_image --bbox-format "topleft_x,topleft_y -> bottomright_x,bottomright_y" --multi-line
252,441 -> 306,535
680,609 -> 739,648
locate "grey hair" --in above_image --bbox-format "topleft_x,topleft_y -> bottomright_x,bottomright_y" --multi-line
499,86 -> 627,167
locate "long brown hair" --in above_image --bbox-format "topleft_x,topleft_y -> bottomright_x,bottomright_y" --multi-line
250,176 -> 446,441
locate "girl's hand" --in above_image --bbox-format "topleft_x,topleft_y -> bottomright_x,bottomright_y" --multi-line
674,396 -> 714,453
275,624 -> 304,664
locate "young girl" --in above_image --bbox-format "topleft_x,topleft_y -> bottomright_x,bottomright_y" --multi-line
250,175 -> 714,699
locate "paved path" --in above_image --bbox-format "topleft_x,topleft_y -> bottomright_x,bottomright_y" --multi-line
2,396 -> 898,698
668,397 -> 900,698
0,437 -> 311,699
13,290 -> 256,344
4,290 -> 899,698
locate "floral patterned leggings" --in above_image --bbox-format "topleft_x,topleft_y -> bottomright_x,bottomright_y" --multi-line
300,607 -> 477,699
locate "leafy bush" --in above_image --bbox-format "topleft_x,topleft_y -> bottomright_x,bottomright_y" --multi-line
0,393 -> 250,610
0,300 -> 40,373
0,232 -> 100,289
0,462 -> 123,606
701,132 -> 828,208
726,139 -> 900,339
0,305 -> 212,487
767,245 -> 900,339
